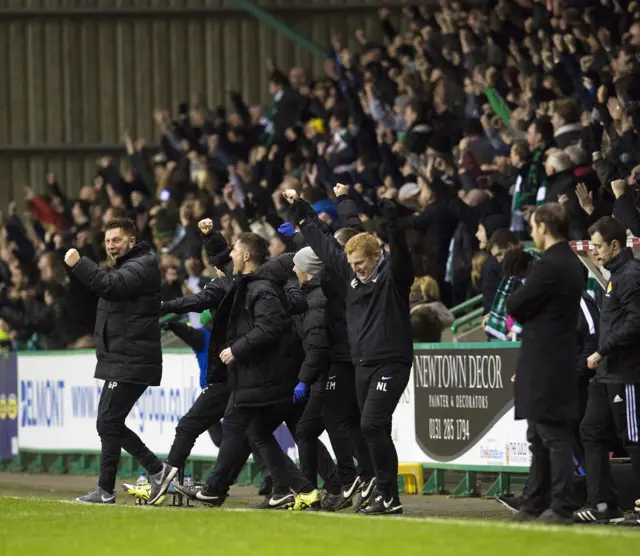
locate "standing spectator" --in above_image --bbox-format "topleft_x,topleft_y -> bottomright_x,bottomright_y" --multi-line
507,203 -> 584,524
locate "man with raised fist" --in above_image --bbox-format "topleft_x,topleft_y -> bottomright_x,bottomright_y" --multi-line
284,188 -> 414,515
65,217 -> 164,505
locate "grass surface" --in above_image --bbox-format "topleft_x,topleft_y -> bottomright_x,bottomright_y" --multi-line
1,496 -> 638,556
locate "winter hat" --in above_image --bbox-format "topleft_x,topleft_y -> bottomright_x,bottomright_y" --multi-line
293,247 -> 323,277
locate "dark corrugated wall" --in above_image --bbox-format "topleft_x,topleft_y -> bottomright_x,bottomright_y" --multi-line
0,0 -> 404,207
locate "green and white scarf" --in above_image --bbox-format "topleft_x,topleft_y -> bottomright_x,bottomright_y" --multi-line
485,276 -> 521,341
260,89 -> 284,145
485,248 -> 541,341
536,180 -> 547,206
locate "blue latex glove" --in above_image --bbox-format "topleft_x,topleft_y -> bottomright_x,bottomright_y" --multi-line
278,222 -> 296,237
293,382 -> 309,404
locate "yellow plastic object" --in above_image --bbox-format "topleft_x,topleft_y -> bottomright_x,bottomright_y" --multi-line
397,463 -> 424,495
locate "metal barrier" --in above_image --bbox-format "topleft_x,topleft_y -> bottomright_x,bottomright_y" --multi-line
444,295 -> 485,343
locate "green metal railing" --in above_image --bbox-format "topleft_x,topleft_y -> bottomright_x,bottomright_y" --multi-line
450,294 -> 482,318
451,307 -> 484,335
447,294 -> 484,338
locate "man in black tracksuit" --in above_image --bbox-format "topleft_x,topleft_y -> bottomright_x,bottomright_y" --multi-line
577,217 -> 640,525
64,217 -> 164,504
149,233 -> 316,508
286,190 -> 413,515
307,191 -> 375,511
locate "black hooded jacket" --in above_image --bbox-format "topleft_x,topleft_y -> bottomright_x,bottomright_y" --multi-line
71,241 -> 162,386
299,195 -> 364,365
162,259 -> 298,406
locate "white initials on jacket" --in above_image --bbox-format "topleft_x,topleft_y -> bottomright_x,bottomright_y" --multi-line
107,381 -> 118,389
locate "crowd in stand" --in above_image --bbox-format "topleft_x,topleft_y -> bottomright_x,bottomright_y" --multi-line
1,0 -> 639,350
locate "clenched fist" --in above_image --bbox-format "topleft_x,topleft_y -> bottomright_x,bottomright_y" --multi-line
283,189 -> 299,204
198,218 -> 214,235
334,183 -> 349,198
64,249 -> 80,267
611,179 -> 627,199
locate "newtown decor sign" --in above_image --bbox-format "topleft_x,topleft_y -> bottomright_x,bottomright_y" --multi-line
413,344 -> 521,462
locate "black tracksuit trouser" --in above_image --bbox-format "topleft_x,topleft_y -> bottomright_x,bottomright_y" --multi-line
295,389 -> 342,494
166,383 -> 295,483
96,381 -> 163,493
323,361 -> 374,484
355,361 -> 411,499
206,397 -> 315,495
580,379 -> 640,507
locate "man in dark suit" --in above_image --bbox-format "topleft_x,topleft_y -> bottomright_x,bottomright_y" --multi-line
507,203 -> 585,524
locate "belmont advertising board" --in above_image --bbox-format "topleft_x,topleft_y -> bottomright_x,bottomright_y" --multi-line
411,343 -> 530,469
0,351 -> 19,459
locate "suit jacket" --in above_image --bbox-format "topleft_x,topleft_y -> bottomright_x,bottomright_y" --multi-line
507,241 -> 584,423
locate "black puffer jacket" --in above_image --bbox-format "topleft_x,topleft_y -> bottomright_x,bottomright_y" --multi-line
162,259 -> 298,407
290,276 -> 330,391
72,241 -> 162,386
202,230 -> 234,277
598,249 -> 640,384
322,266 -> 351,363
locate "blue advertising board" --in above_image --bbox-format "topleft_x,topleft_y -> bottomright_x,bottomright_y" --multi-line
0,351 -> 18,459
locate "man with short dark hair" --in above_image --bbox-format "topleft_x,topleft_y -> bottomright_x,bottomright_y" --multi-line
152,231 -> 305,508
574,216 -> 640,525
488,229 -> 520,264
552,99 -> 582,148
506,203 -> 585,524
64,218 -> 164,504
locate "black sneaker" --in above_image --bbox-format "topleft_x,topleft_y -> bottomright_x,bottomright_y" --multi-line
359,493 -> 403,516
538,509 -> 573,525
258,475 -> 273,496
174,484 -> 226,507
254,492 -> 295,510
338,477 -> 362,508
321,492 -> 353,512
496,495 -> 522,513
353,477 -> 376,512
148,462 -> 179,506
573,504 -> 625,524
